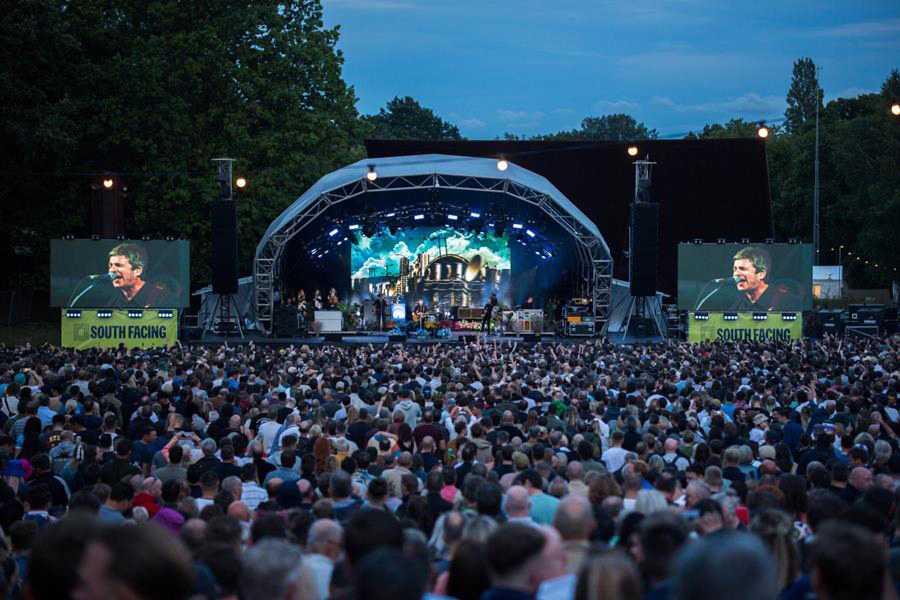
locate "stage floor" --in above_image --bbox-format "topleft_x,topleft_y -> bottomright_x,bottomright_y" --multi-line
196,330 -> 666,346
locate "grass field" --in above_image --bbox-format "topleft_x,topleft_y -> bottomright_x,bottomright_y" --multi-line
0,323 -> 59,347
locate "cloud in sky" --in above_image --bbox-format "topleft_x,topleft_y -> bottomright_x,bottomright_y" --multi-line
459,118 -> 486,130
651,93 -> 785,117
592,99 -> 640,113
324,1 -> 900,137
327,0 -> 421,10
811,18 -> 900,38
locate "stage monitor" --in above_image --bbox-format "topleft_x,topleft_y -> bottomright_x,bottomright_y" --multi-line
678,243 -> 812,312
51,239 -> 190,308
351,226 -> 511,309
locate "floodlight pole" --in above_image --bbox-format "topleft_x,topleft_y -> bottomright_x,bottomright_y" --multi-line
813,68 -> 821,266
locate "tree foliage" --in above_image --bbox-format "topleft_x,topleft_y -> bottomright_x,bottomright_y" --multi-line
0,0 -> 365,289
364,96 -> 462,140
768,82 -> 900,287
785,57 -> 824,133
686,118 -> 770,139
538,114 -> 657,141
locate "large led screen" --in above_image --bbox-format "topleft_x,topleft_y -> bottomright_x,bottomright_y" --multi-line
678,243 -> 813,311
51,239 -> 190,308
351,227 -> 511,308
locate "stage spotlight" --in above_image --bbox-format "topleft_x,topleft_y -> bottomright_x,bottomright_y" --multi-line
512,223 -> 523,230
235,177 -> 247,189
329,228 -> 339,237
102,177 -> 114,189
717,238 -> 726,244
692,239 -> 703,245
348,224 -> 360,230
447,214 -> 458,221
413,214 -> 424,220
470,212 -> 481,218
91,234 -> 101,241
366,165 -> 378,181
526,229 -> 535,238
496,158 -> 509,171
385,212 -> 396,218
627,145 -> 639,157
741,238 -> 750,244
757,125 -> 769,139
892,103 -> 900,116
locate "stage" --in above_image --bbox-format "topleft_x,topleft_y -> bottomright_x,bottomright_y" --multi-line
196,329 -> 666,346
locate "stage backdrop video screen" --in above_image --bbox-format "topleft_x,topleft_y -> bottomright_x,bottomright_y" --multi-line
51,239 -> 190,308
678,243 -> 813,312
351,227 -> 511,308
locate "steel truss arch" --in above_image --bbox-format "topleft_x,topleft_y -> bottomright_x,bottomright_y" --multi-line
255,156 -> 611,335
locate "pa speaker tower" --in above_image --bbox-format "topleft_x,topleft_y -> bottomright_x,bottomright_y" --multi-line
211,200 -> 238,295
629,183 -> 659,297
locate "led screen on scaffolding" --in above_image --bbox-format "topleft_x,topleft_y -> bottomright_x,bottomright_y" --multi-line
351,226 -> 511,309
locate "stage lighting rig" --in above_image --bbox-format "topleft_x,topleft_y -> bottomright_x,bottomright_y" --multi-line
892,103 -> 900,116
757,125 -> 770,139
627,145 -> 639,157
366,165 -> 378,181
496,158 -> 509,171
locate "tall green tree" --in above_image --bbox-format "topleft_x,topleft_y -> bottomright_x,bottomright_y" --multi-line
784,57 -> 824,133
364,96 -> 462,140
0,1 -> 365,290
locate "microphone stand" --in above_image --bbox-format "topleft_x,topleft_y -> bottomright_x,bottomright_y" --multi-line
694,281 -> 730,312
68,276 -> 105,307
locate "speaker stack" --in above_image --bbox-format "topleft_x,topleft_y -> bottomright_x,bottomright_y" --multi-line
629,201 -> 659,297
211,200 -> 239,295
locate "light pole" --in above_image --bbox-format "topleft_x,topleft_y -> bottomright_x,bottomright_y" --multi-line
813,67 -> 821,266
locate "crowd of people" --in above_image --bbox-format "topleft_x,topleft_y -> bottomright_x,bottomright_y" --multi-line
0,333 -> 898,600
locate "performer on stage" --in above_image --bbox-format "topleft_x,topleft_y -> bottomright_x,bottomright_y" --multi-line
523,296 -> 535,309
313,289 -> 323,310
297,290 -> 308,329
481,293 -> 498,335
327,287 -> 339,309
375,293 -> 386,331
413,300 -> 426,331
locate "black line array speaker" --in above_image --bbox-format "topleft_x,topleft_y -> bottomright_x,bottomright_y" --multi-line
211,200 -> 239,295
629,202 -> 659,297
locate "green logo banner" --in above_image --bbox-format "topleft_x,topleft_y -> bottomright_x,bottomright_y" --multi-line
688,312 -> 803,343
61,309 -> 178,350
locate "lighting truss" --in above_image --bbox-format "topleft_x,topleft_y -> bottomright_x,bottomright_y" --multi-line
255,172 -> 612,335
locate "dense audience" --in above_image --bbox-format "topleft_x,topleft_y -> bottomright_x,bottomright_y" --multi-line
0,333 -> 898,599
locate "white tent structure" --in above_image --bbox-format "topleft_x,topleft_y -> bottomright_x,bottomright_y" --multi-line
253,154 -> 614,336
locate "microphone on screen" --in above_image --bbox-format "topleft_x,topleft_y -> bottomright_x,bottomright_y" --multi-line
86,272 -> 122,281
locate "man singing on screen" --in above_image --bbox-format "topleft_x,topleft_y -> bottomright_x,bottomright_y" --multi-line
728,246 -> 799,311
105,243 -> 172,307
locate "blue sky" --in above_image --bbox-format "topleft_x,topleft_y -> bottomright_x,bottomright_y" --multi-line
322,0 -> 900,138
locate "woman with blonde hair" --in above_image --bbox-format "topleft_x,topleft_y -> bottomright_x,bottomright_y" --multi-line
575,550 -> 642,600
750,509 -> 802,596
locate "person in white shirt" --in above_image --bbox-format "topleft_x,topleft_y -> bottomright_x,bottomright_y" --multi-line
602,431 -> 628,473
304,519 -> 343,600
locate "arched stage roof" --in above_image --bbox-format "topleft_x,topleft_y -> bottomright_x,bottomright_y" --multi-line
253,154 -> 612,335
257,154 -> 605,255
